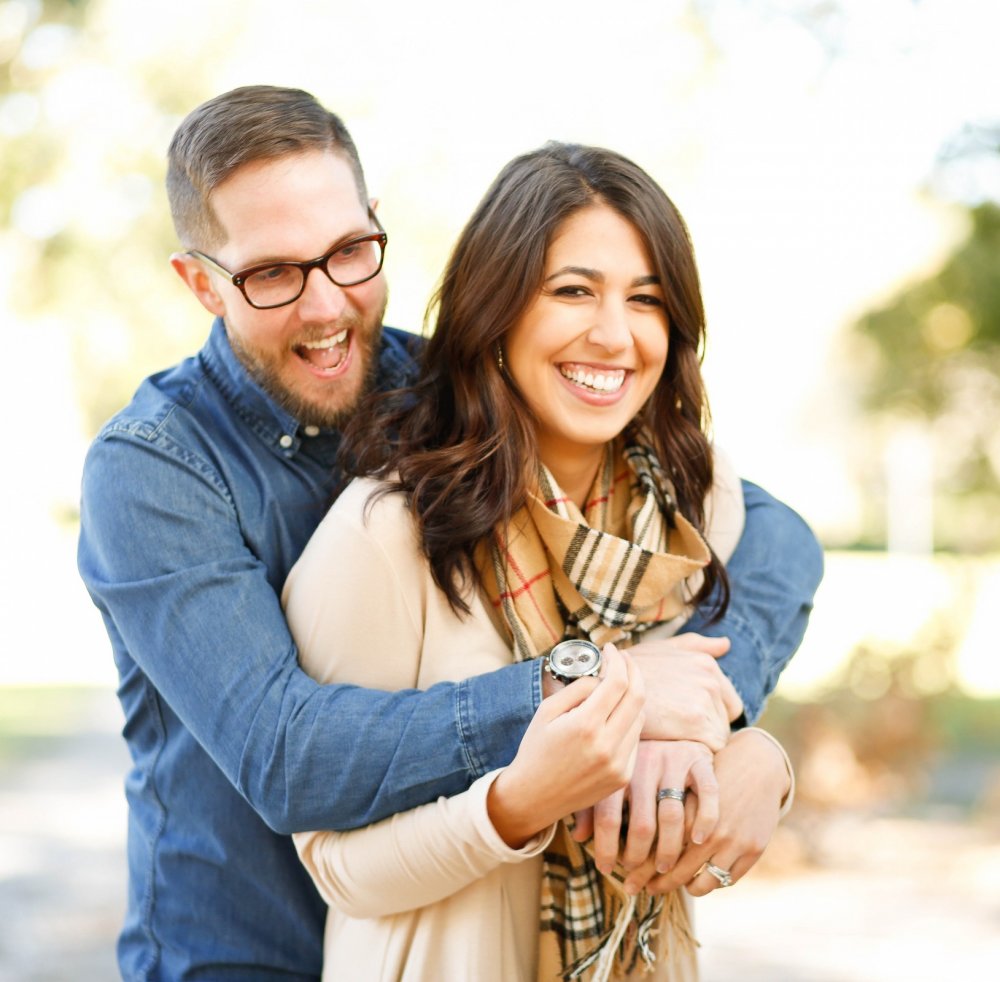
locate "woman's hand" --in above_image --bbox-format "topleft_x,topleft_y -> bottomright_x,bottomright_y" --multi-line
487,644 -> 645,848
644,728 -> 792,896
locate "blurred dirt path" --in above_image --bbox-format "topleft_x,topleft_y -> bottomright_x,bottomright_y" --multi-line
1,687 -> 997,981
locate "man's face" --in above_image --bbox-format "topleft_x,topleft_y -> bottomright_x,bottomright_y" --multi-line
199,150 -> 387,428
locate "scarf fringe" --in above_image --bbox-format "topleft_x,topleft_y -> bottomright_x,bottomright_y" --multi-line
559,887 -> 697,981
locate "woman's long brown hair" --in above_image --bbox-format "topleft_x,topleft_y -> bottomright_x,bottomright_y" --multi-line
341,142 -> 729,618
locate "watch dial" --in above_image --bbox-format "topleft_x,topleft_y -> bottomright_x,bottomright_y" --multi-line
551,640 -> 600,676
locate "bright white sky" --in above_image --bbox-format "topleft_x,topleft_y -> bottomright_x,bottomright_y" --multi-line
3,0 -> 999,689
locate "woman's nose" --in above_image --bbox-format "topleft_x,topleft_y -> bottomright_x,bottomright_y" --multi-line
587,300 -> 633,352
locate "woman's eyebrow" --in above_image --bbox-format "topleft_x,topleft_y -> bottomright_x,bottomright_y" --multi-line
545,265 -> 602,282
543,268 -> 662,287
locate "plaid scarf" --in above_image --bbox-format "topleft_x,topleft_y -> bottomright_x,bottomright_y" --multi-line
476,433 -> 710,980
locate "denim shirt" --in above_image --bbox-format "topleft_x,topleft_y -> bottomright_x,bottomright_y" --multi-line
78,317 -> 822,981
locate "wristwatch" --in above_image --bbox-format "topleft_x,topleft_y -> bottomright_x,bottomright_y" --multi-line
545,639 -> 602,685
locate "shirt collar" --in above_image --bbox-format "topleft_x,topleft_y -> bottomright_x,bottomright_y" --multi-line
198,316 -> 419,457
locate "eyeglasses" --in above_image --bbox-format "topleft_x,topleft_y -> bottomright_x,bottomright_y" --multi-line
188,210 -> 387,310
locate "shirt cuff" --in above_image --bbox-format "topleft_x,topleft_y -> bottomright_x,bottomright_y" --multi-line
472,769 -> 557,859
455,660 -> 540,778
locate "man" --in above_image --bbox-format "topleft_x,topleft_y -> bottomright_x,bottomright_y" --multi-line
78,85 -> 822,981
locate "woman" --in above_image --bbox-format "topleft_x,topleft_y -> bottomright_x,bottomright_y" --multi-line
282,142 -> 793,981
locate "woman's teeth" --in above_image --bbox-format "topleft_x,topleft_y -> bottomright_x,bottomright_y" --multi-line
560,366 -> 626,394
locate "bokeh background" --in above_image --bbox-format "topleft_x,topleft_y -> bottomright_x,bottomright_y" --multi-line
1,0 -> 998,978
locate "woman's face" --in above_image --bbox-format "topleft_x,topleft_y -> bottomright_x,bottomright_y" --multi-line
505,203 -> 669,483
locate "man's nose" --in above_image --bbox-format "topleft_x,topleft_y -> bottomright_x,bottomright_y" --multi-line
296,266 -> 348,321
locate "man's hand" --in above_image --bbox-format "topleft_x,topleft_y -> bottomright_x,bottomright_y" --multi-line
572,739 -> 718,880
628,633 -> 743,750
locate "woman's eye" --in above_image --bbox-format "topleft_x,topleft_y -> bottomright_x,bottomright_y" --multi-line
553,285 -> 590,297
632,293 -> 664,306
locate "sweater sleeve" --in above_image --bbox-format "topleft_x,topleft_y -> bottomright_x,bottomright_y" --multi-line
283,482 -> 555,917
294,770 -> 554,918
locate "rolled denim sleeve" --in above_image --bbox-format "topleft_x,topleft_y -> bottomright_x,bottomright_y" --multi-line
680,480 -> 824,723
78,429 -> 540,834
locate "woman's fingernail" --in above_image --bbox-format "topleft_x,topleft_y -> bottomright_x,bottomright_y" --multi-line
692,833 -> 704,845
657,863 -> 670,874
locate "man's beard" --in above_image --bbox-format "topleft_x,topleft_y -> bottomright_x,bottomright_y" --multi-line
232,309 -> 385,431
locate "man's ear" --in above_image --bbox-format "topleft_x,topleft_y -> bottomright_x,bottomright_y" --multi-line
170,253 -> 225,317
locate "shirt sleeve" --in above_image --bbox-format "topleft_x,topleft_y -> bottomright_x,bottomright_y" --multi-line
681,480 -> 824,723
294,770 -> 554,919
77,429 -> 540,834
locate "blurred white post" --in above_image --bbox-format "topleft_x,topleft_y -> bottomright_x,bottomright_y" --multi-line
884,422 -> 934,555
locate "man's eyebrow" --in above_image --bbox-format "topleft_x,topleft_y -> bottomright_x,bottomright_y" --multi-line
238,226 -> 373,268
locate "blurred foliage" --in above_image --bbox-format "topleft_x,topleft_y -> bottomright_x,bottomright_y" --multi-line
1,0 -> 221,435
851,124 -> 1000,552
760,638 -> 1000,824
857,203 -> 1000,416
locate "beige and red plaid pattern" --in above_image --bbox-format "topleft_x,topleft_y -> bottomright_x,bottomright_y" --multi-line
475,433 -> 710,980
479,434 -> 710,663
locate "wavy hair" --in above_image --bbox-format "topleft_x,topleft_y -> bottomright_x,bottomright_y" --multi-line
344,142 -> 728,617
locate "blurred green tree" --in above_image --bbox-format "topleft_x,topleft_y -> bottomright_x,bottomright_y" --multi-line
1,0 -> 227,437
852,125 -> 1000,552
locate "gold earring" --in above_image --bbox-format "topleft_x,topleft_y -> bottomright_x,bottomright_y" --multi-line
497,345 -> 505,373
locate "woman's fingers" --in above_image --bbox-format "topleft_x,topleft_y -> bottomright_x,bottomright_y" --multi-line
685,850 -> 750,897
686,754 -> 720,847
571,807 -> 594,842
592,789 -> 626,874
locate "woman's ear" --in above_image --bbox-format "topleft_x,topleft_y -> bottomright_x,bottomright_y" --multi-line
170,253 -> 226,317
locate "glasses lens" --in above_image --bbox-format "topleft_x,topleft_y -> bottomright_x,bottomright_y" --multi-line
243,265 -> 305,308
326,236 -> 384,286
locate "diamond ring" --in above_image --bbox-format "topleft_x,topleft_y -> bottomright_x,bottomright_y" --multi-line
704,863 -> 733,888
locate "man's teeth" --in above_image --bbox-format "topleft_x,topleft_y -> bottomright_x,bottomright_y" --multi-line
301,329 -> 349,350
560,366 -> 626,393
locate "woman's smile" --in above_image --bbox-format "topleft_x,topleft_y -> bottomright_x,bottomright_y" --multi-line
557,362 -> 629,396
505,202 -> 669,499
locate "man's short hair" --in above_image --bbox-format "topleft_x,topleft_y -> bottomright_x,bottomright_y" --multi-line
167,85 -> 368,250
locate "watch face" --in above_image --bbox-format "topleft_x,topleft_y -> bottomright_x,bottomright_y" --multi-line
549,639 -> 601,679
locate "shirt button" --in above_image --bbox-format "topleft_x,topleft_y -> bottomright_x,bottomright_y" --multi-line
279,434 -> 294,449
303,425 -> 320,437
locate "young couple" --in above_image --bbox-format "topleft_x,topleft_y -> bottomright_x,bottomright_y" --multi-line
79,85 -> 822,981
